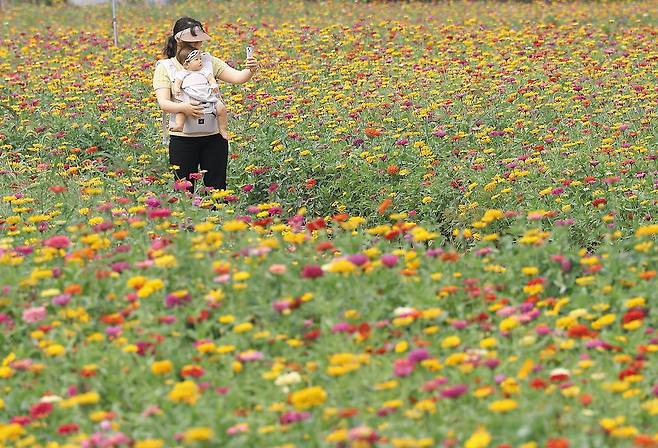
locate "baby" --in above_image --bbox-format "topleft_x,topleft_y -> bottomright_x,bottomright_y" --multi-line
171,46 -> 228,139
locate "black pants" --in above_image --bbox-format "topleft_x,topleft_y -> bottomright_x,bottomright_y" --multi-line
169,134 -> 228,192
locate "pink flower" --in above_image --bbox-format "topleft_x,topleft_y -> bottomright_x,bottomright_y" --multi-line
23,306 -> 47,324
43,235 -> 70,249
237,351 -> 264,362
141,405 -> 162,418
226,423 -> 248,435
272,299 -> 292,313
393,358 -> 414,377
268,264 -> 287,275
173,179 -> 192,191
147,208 -> 172,219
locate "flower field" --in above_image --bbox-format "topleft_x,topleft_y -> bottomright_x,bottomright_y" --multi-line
1,0 -> 657,446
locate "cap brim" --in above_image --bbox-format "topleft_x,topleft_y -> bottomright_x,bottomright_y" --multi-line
180,31 -> 211,42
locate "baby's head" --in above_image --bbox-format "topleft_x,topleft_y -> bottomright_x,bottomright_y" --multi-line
177,46 -> 203,71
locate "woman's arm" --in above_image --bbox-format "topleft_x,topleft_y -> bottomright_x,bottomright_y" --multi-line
155,88 -> 203,118
217,57 -> 259,85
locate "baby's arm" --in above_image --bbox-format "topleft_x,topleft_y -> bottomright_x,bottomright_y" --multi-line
206,73 -> 219,92
173,78 -> 183,96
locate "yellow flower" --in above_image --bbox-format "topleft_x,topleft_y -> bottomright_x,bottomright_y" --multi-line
592,314 -> 616,330
635,224 -> 658,236
234,322 -> 253,333
499,316 -> 519,331
325,429 -> 348,443
223,220 -> 248,231
0,423 -> 25,442
489,399 -> 518,413
325,259 -> 356,273
154,255 -> 177,268
465,427 -> 491,448
151,360 -> 173,375
45,344 -> 66,357
522,266 -> 539,276
440,335 -> 460,349
290,386 -> 327,410
135,440 -> 164,448
169,381 -> 200,405
183,427 -> 213,443
374,380 -> 398,391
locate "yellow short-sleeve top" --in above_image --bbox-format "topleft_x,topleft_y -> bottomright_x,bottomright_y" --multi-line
153,54 -> 229,137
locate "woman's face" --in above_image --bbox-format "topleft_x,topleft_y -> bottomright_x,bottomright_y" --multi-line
185,41 -> 203,50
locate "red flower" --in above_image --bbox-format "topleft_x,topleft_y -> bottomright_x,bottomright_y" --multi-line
303,329 -> 321,340
30,402 -> 53,419
306,218 -> 326,232
530,378 -> 547,389
181,365 -> 205,377
622,309 -> 645,324
592,197 -> 607,207
315,241 -> 335,252
568,324 -> 594,339
579,394 -> 592,406
546,438 -> 569,448
58,423 -> 80,435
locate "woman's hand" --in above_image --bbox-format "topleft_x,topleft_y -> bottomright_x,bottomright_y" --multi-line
182,101 -> 204,118
245,56 -> 259,73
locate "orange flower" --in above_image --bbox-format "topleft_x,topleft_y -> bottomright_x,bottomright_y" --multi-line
378,198 -> 392,214
364,127 -> 382,137
387,165 -> 400,175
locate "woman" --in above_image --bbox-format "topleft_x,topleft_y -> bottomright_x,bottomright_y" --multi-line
153,17 -> 258,192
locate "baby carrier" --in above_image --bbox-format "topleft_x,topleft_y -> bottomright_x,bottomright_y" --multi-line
157,52 -> 218,144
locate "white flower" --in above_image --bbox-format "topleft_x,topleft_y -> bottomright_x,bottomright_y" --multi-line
275,371 -> 302,387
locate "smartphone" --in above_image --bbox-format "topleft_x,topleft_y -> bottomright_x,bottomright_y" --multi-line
246,46 -> 253,59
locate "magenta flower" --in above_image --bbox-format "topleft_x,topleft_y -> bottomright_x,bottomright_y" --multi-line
348,253 -> 369,266
301,264 -> 324,279
380,254 -> 398,267
52,294 -> 71,307
331,322 -> 352,333
407,348 -> 430,364
145,196 -> 161,208
440,384 -> 468,399
279,411 -> 311,425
